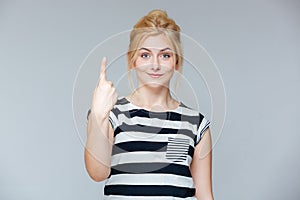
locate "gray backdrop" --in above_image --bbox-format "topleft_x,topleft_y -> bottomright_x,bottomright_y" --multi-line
1,0 -> 299,199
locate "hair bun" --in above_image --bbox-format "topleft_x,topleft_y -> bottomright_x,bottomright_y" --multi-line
147,9 -> 168,18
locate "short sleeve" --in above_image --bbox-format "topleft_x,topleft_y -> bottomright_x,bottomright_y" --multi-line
86,108 -> 117,131
108,110 -> 118,130
195,114 -> 211,145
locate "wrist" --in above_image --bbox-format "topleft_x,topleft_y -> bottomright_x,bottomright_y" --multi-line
90,109 -> 109,122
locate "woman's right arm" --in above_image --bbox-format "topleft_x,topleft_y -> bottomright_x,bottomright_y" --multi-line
84,112 -> 114,182
84,57 -> 118,182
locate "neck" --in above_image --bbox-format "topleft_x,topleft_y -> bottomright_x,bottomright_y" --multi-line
128,85 -> 178,111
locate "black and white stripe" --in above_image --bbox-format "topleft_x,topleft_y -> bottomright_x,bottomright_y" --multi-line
166,137 -> 190,162
87,96 -> 210,199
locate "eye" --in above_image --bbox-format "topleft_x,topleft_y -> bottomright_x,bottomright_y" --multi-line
141,53 -> 150,58
161,53 -> 171,59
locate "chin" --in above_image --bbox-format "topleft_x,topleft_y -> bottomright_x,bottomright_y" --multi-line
143,82 -> 168,89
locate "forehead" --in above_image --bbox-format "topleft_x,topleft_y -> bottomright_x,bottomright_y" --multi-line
139,34 -> 171,50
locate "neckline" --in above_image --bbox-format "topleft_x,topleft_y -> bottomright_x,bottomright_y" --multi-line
122,96 -> 182,113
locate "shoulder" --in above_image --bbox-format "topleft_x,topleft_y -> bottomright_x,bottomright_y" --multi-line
110,96 -> 127,115
179,101 -> 207,124
177,101 -> 210,145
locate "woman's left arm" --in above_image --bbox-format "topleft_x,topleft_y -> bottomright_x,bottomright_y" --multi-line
190,127 -> 214,200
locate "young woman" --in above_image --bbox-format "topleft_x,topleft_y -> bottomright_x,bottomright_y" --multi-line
85,9 -> 214,200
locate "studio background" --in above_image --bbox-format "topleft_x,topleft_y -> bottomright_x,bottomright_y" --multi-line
1,0 -> 299,199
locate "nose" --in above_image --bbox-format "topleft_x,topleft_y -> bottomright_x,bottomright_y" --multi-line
151,56 -> 160,70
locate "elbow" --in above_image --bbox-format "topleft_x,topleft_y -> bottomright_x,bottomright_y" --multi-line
89,173 -> 109,182
87,168 -> 110,182
84,151 -> 111,182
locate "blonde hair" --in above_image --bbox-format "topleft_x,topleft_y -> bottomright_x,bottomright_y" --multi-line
127,9 -> 183,91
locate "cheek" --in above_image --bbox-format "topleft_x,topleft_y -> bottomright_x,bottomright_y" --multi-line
134,58 -> 149,69
162,60 -> 175,70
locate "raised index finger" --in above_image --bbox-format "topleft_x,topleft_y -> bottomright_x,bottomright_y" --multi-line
99,57 -> 107,83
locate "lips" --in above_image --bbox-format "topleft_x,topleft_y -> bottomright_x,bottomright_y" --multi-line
148,73 -> 163,78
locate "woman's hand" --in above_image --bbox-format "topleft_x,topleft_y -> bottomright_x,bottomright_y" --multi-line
91,57 -> 118,120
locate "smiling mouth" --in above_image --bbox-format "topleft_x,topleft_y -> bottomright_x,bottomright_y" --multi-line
148,73 -> 163,78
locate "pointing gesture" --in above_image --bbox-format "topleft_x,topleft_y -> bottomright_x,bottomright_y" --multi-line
92,57 -> 118,120
99,57 -> 107,84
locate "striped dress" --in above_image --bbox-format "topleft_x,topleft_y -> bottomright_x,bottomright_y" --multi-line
88,96 -> 210,199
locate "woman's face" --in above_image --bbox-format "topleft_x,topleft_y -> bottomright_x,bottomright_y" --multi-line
132,34 -> 176,89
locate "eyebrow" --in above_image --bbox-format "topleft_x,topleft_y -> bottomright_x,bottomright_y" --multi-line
139,47 -> 172,52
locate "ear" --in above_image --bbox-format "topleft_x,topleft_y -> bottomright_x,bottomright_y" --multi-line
129,63 -> 136,69
175,59 -> 179,71
127,52 -> 136,70
174,55 -> 180,71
